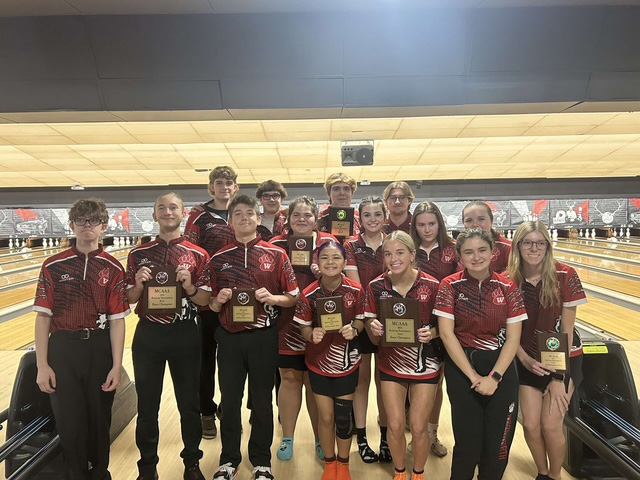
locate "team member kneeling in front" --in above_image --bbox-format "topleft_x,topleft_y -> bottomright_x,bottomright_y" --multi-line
295,241 -> 365,480
434,229 -> 526,480
366,231 -> 441,480
126,193 -> 213,480
35,198 -> 130,480
210,194 -> 299,480
270,196 -> 338,461
507,222 -> 587,480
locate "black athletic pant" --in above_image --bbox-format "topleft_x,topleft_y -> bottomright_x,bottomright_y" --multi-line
48,329 -> 114,480
199,309 -> 220,416
215,326 -> 278,468
445,348 -> 518,480
132,320 -> 203,476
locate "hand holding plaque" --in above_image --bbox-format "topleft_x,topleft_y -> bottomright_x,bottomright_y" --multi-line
537,332 -> 569,374
289,235 -> 314,267
317,296 -> 344,332
142,266 -> 182,315
380,298 -> 419,347
329,207 -> 355,237
231,288 -> 258,324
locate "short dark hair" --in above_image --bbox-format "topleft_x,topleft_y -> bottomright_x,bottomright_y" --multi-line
209,166 -> 237,183
287,196 -> 318,224
358,196 -> 387,218
68,198 -> 108,224
228,194 -> 260,217
256,180 -> 287,200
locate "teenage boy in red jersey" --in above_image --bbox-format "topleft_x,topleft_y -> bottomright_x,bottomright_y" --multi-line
185,166 -> 239,439
209,194 -> 299,480
317,172 -> 361,242
34,198 -> 130,480
256,179 -> 288,239
383,181 -> 415,234
127,193 -> 212,480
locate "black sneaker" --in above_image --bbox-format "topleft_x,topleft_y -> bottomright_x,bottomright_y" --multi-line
184,464 -> 205,480
379,440 -> 392,463
202,415 -> 217,439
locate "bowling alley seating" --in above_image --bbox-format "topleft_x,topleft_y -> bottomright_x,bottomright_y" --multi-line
0,351 -> 136,480
565,335 -> 640,480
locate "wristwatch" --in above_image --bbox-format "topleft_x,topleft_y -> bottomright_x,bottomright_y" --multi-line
489,370 -> 502,383
351,325 -> 359,337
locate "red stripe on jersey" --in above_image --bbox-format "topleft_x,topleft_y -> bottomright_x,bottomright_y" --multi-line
520,263 -> 587,358
365,270 -> 441,380
294,276 -> 364,377
34,246 -> 130,333
434,270 -> 526,350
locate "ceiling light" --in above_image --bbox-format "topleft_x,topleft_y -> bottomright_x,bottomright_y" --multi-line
71,184 -> 85,191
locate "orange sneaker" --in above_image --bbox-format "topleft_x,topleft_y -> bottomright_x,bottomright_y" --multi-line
322,460 -> 337,480
393,471 -> 407,480
336,461 -> 351,480
411,472 -> 424,480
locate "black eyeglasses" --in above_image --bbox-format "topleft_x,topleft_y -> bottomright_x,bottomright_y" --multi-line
388,195 -> 409,203
73,218 -> 103,226
520,240 -> 548,250
261,193 -> 281,201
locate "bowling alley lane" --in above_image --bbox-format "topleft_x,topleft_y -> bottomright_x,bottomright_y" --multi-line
555,242 -> 640,262
557,238 -> 640,255
554,251 -> 640,277
573,266 -> 640,299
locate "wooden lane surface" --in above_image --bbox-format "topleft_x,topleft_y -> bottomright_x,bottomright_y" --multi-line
558,239 -> 640,255
573,266 -> 640,299
556,243 -> 640,262
0,345 -> 578,480
577,296 -> 640,341
0,248 -> 64,272
555,251 -> 640,277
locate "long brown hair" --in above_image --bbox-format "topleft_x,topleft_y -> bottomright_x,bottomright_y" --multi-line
507,221 -> 560,308
411,201 -> 454,251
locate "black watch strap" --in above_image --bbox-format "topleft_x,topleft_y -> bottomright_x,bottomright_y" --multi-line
490,370 -> 502,383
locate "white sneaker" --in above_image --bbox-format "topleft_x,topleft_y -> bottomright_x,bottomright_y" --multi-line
253,466 -> 274,480
213,463 -> 238,480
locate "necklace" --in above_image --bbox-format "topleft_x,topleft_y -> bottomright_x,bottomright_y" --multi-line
526,275 -> 542,285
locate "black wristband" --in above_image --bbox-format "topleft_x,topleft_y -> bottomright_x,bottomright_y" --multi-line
551,372 -> 565,382
186,287 -> 199,298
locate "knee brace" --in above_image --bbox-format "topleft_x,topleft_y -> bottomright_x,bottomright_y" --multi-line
334,398 -> 353,440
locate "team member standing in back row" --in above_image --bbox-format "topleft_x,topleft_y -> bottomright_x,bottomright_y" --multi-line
256,180 -> 288,239
295,241 -> 365,480
344,196 -> 391,464
410,201 -> 459,458
34,198 -> 130,480
383,182 -> 414,234
317,172 -> 361,243
184,166 -> 239,439
507,221 -> 587,480
209,194 -> 299,480
462,201 -> 511,273
127,193 -> 213,480
435,229 -> 526,480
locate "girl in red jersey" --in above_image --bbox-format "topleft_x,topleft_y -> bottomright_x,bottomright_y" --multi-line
462,201 -> 511,273
366,231 -> 441,480
410,201 -> 459,459
507,221 -> 587,480
295,241 -> 365,480
344,196 -> 390,464
434,229 -> 526,480
270,196 -> 338,461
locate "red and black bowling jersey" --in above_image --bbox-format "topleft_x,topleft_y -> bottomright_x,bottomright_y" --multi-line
270,231 -> 337,355
520,263 -> 587,358
294,276 -> 363,377
384,212 -> 412,234
434,270 -> 527,351
126,237 -> 211,324
416,242 -> 459,282
316,205 -> 361,242
184,203 -> 231,255
491,235 -> 512,273
344,234 -> 385,288
270,211 -> 288,237
364,270 -> 441,380
34,246 -> 130,333
211,237 -> 299,333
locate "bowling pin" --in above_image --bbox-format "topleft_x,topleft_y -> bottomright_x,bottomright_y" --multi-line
627,228 -> 631,238
553,229 -> 558,240
591,228 -> 596,239
9,237 -> 13,249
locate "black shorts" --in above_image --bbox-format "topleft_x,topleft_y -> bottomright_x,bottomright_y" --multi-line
516,355 -> 583,392
308,369 -> 359,398
380,371 -> 440,385
278,354 -> 307,371
358,330 -> 378,354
